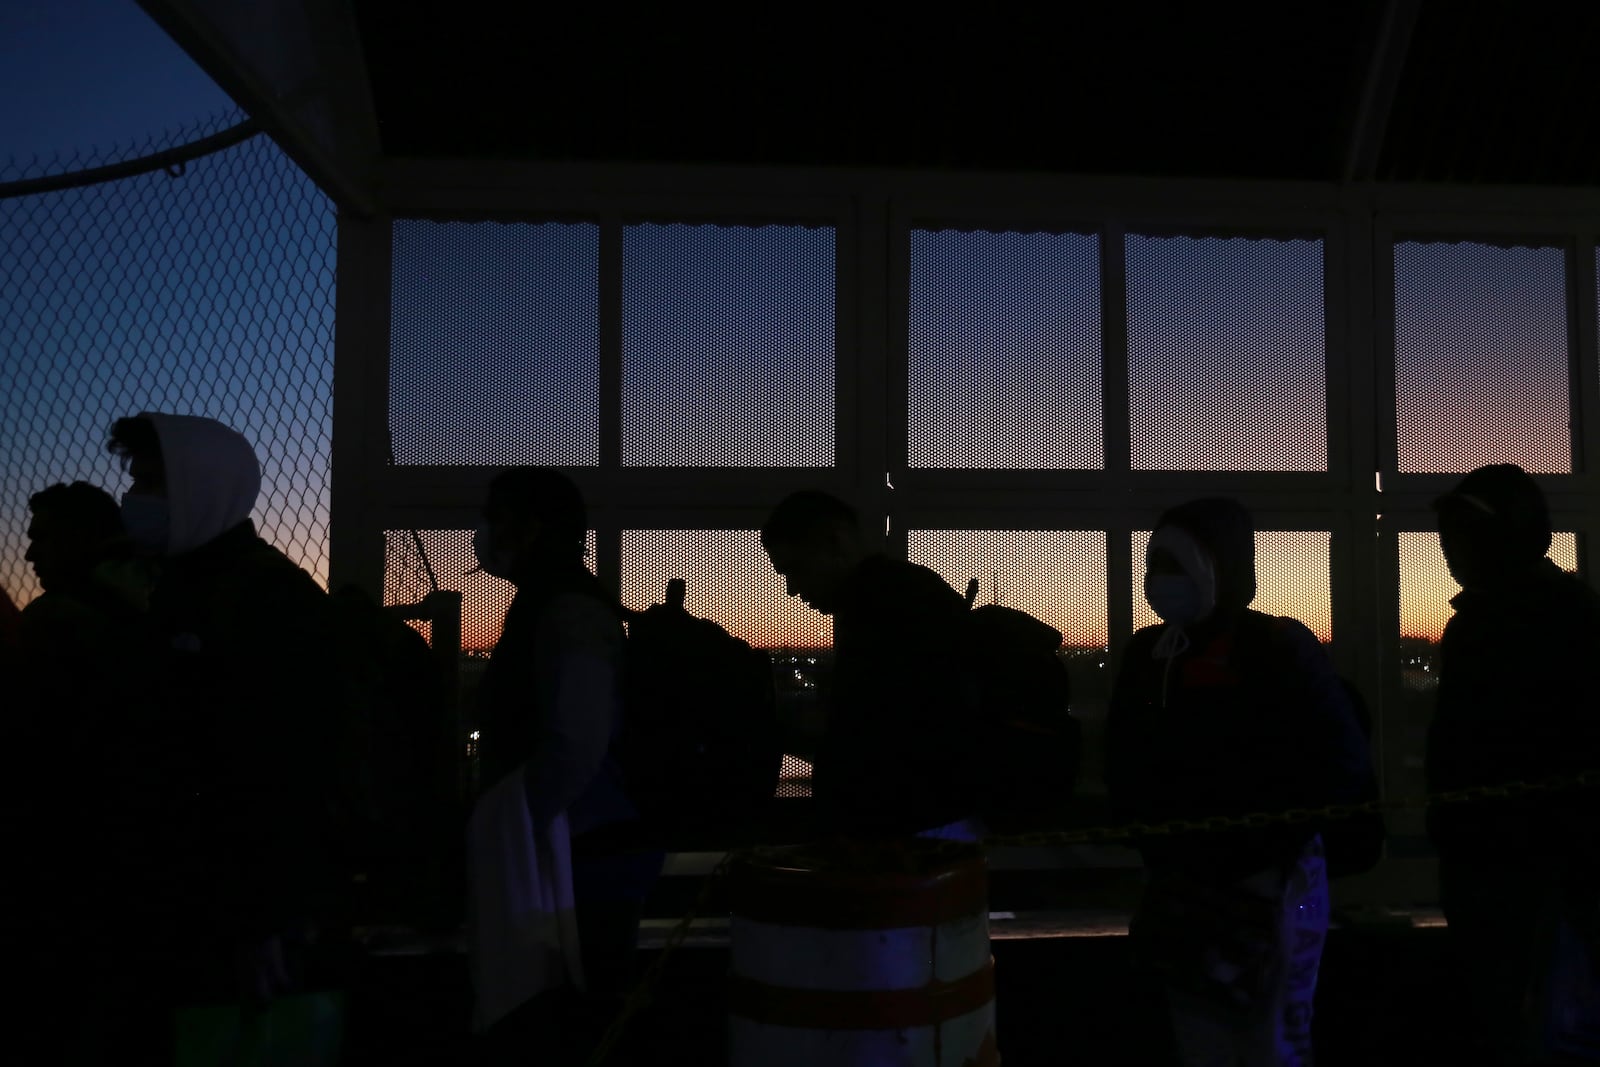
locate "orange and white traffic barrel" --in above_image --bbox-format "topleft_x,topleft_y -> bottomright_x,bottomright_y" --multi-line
726,840 -> 999,1066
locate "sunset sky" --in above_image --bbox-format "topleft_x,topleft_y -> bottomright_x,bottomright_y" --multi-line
397,522 -> 1576,654
2,2 -> 1591,665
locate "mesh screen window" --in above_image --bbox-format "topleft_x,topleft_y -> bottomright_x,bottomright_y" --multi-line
619,529 -> 831,650
1126,235 -> 1328,471
908,529 -> 1112,792
907,229 -> 1104,469
1131,530 -> 1334,642
389,220 -> 600,466
621,223 -> 836,467
1394,241 -> 1571,473
385,529 -> 597,652
1393,531 -> 1580,831
907,530 -> 1109,649
621,529 -> 830,800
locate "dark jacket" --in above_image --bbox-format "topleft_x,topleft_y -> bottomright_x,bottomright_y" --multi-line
813,554 -> 977,837
1108,611 -> 1370,881
12,561 -> 150,861
1107,499 -> 1371,881
1427,558 -> 1600,859
476,562 -> 637,840
143,521 -> 345,941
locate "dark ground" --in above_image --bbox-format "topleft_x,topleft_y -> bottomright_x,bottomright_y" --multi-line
343,907 -> 1481,1065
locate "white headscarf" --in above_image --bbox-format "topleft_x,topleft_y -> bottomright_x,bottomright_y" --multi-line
140,412 -> 262,556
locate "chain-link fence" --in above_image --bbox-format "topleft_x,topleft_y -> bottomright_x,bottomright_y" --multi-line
0,109 -> 336,605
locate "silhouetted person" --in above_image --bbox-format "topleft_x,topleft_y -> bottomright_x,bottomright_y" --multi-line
469,468 -> 661,1066
761,489 -> 979,840
98,413 -> 346,1063
0,585 -> 16,664
17,481 -> 146,707
1428,463 -> 1600,1063
1107,498 -> 1371,1067
8,482 -> 149,1065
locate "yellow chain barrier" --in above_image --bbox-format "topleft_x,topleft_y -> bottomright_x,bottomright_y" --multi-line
583,768 -> 1600,1064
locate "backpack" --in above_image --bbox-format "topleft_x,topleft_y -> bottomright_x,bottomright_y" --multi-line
959,580 -> 1082,835
614,579 -> 784,841
1238,613 -> 1386,879
325,584 -> 463,928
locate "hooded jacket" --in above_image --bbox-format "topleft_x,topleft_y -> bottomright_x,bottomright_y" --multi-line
134,413 -> 344,942
1107,498 -> 1373,881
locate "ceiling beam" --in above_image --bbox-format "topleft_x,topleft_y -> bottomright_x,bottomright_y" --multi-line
1342,0 -> 1424,184
138,0 -> 382,216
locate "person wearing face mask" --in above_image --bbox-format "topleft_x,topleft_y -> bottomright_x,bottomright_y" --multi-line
1427,464 -> 1600,1063
468,468 -> 660,1066
1106,497 -> 1371,1067
92,413 -> 346,1064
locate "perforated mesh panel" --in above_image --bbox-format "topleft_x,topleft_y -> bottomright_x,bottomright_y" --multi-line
1132,530 -> 1334,642
908,529 -> 1113,793
621,223 -> 836,467
1393,530 -> 1580,832
907,229 -> 1103,469
384,529 -> 597,652
1394,241 -> 1571,474
907,530 -> 1109,648
777,754 -> 814,798
389,220 -> 600,466
1397,530 -> 1578,645
1127,235 -> 1327,471
621,528 -> 828,800
619,529 -> 832,649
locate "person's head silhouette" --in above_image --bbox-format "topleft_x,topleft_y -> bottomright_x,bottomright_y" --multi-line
108,413 -> 261,557
761,490 -> 864,616
25,481 -> 123,592
475,468 -> 588,585
1144,497 -> 1257,626
1434,463 -> 1551,592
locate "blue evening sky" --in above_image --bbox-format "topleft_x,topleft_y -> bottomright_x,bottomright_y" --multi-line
0,0 -> 232,162
0,1 -> 1576,650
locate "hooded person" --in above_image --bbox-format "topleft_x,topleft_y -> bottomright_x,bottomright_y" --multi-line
1106,497 -> 1372,1067
99,413 -> 346,1062
1427,463 -> 1600,1063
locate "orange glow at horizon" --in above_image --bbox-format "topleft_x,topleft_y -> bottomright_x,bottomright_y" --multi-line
908,529 -> 1109,648
375,525 -> 1587,658
1399,531 -> 1579,642
1133,530 -> 1334,643
620,529 -> 832,650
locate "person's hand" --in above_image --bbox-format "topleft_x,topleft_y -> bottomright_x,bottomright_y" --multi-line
234,934 -> 292,1010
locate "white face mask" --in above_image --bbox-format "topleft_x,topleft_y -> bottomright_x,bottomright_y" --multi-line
121,493 -> 170,556
1145,572 -> 1213,626
472,523 -> 517,580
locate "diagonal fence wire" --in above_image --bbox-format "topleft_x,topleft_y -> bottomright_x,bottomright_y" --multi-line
0,109 -> 336,603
